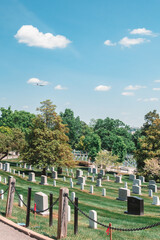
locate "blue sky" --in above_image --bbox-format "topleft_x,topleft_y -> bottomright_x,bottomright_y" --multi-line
1,0 -> 160,127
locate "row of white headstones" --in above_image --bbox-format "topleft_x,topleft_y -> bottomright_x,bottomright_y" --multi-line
0,163 -> 160,229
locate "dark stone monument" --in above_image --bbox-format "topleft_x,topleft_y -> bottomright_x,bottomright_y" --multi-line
97,173 -> 103,179
125,196 -> 144,215
57,167 -> 63,174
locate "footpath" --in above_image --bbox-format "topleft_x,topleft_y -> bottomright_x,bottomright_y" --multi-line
0,215 -> 54,240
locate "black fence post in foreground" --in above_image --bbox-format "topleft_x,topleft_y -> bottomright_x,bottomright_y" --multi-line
26,187 -> 32,227
74,197 -> 78,235
49,193 -> 53,227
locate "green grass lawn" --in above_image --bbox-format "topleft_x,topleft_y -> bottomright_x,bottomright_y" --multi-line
0,160 -> 160,240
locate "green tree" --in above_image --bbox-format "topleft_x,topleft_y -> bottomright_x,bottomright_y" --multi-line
77,132 -> 101,161
112,136 -> 127,162
135,117 -> 160,172
0,127 -> 25,160
60,108 -> 87,148
22,100 -> 75,174
0,107 -> 35,137
93,117 -> 135,157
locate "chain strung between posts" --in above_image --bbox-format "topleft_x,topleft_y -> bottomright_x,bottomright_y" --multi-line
65,194 -> 160,231
15,187 -> 59,213
0,187 -> 9,196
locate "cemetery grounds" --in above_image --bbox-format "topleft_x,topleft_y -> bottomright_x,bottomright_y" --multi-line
0,159 -> 160,240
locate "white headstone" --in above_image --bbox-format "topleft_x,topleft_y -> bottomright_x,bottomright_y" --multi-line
53,180 -> 56,187
5,163 -> 10,172
88,167 -> 93,174
77,176 -> 86,185
90,185 -> 94,194
149,189 -> 153,197
149,180 -> 156,185
18,194 -> 23,207
34,192 -> 49,215
52,171 -> 57,179
63,176 -> 66,182
124,182 -> 128,188
70,178 -> 72,183
71,192 -> 75,202
81,183 -> 84,190
76,169 -> 83,179
0,190 -> 4,200
129,174 -> 136,181
70,181 -> 73,188
18,171 -> 20,176
91,176 -> 94,182
96,179 -> 102,187
51,167 -> 54,172
117,188 -> 130,201
4,178 -> 7,184
132,185 -> 141,195
22,172 -> 25,178
100,169 -> 105,176
13,169 -> 15,174
133,179 -> 141,186
115,176 -> 122,183
139,176 -> 145,183
28,172 -> 36,182
89,210 -> 97,229
40,175 -> 48,185
0,163 -> 2,169
152,196 -> 160,205
107,176 -> 109,181
102,188 -> 106,196
149,184 -> 157,193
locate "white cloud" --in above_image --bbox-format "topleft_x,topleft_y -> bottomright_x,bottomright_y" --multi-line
15,25 -> 71,49
154,80 -> 160,83
130,28 -> 155,36
104,40 -> 116,46
119,37 -> 148,47
125,85 -> 146,90
121,92 -> 134,96
27,78 -> 49,86
94,85 -> 111,91
138,98 -> 159,102
54,85 -> 67,90
153,88 -> 160,91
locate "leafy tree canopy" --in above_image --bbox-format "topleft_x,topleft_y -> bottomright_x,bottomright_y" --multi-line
0,107 -> 35,137
60,108 -> 87,148
0,128 -> 25,160
135,112 -> 160,175
22,100 -> 75,174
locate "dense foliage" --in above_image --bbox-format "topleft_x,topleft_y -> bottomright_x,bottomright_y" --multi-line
21,100 -> 74,174
135,110 -> 160,179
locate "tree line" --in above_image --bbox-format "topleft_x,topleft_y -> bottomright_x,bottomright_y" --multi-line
0,100 -> 159,179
